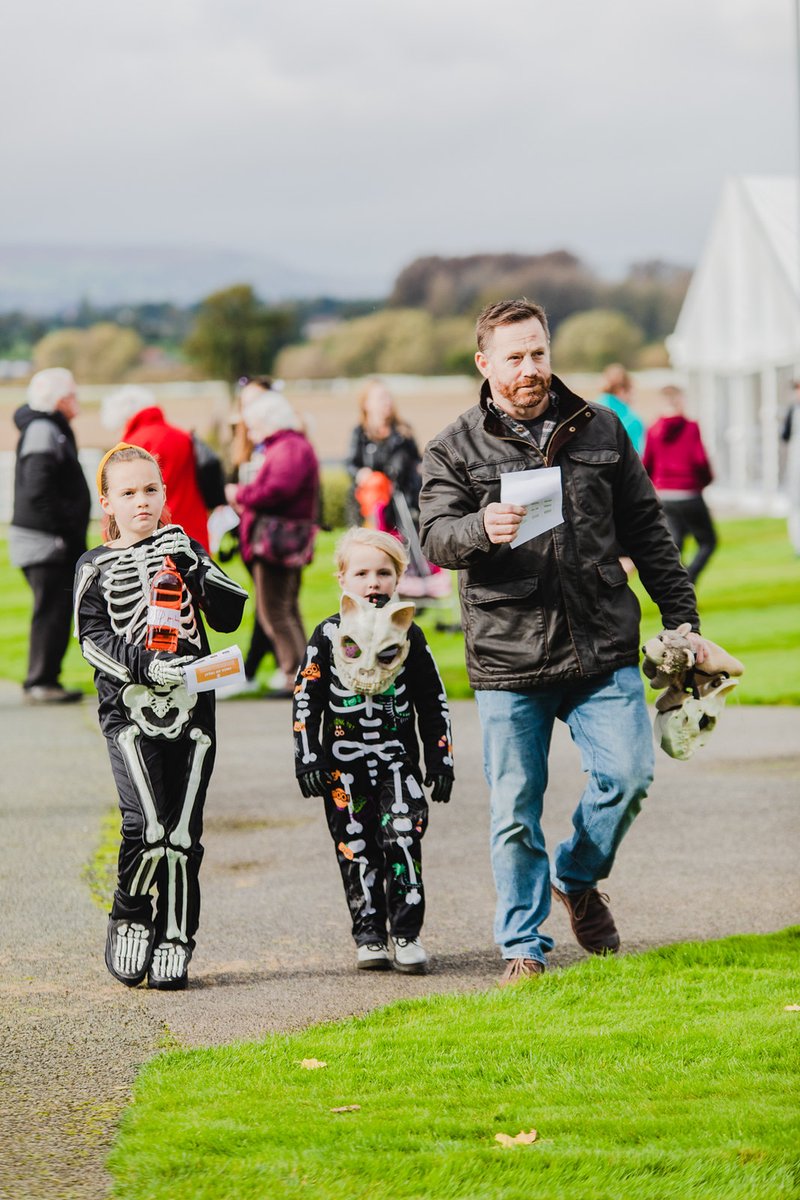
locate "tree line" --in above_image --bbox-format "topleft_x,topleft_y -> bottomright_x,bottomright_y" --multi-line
1,251 -> 690,382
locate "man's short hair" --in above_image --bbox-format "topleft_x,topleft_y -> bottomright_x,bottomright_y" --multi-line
475,299 -> 550,353
27,367 -> 76,413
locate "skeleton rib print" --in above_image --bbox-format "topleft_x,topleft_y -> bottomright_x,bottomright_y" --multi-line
94,535 -> 201,648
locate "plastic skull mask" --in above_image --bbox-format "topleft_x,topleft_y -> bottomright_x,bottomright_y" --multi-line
643,625 -> 744,760
654,676 -> 740,760
332,592 -> 415,695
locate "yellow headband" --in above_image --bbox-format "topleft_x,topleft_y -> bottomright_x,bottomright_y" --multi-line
95,442 -> 139,497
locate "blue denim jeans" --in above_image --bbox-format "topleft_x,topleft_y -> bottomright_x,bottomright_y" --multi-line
475,667 -> 654,964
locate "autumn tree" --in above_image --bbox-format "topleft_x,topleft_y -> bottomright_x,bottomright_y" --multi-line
32,323 -> 144,381
552,309 -> 644,371
182,284 -> 298,385
274,310 -> 474,379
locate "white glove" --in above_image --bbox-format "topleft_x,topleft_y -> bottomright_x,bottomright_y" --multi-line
147,655 -> 195,687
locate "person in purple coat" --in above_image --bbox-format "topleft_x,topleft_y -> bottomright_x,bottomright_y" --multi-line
225,392 -> 320,696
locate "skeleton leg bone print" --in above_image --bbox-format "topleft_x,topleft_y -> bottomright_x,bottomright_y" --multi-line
116,725 -> 165,844
169,728 -> 213,849
109,722 -> 215,948
128,847 -> 165,897
164,847 -> 189,942
338,770 -> 377,919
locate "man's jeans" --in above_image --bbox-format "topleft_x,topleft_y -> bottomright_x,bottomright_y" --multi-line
475,667 -> 654,964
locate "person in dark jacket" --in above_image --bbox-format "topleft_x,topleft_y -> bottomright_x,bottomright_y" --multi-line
10,368 -> 91,703
345,378 -> 422,528
419,299 -> 713,985
643,386 -> 717,583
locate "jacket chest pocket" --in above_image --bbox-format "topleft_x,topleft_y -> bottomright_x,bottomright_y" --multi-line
466,456 -> 538,505
563,449 -> 620,517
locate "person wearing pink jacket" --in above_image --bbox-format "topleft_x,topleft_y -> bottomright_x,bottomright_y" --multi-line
643,386 -> 717,584
225,391 -> 320,696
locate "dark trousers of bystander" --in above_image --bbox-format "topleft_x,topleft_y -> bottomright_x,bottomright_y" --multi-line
22,562 -> 76,690
252,560 -> 307,682
661,495 -> 717,584
242,558 -> 274,680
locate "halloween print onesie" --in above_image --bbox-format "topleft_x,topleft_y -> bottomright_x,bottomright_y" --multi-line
293,602 -> 454,946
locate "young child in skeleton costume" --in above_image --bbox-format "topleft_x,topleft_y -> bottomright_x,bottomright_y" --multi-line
74,443 -> 247,990
293,528 -> 454,973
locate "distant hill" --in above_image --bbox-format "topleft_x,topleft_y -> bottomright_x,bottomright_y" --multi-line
0,244 -> 382,312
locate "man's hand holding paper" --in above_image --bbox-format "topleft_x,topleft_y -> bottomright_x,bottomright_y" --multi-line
483,501 -> 527,544
499,466 -> 564,548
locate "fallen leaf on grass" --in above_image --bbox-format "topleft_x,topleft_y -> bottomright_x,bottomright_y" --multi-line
299,1058 -> 327,1069
495,1129 -> 538,1147
784,1004 -> 800,1012
331,1105 -> 361,1113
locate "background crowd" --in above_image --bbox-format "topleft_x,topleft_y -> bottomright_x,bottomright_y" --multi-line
11,350 -> 796,706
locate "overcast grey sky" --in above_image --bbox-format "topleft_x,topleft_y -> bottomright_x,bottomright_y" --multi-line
1,0 -> 796,292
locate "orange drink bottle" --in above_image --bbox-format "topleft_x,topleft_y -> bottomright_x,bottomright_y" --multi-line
145,556 -> 184,652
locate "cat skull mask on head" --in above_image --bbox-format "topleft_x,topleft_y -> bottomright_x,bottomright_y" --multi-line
332,592 -> 415,694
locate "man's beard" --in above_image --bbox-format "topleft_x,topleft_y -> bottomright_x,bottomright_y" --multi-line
494,372 -> 552,416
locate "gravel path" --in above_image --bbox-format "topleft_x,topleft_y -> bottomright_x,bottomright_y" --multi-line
1,683 -> 798,1199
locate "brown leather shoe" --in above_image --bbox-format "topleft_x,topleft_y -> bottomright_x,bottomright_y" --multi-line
552,885 -> 620,954
498,957 -> 546,987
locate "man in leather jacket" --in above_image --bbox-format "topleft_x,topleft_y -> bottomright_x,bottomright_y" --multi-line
419,299 -> 711,984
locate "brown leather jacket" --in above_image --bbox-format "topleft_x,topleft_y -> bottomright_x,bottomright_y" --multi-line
419,376 -> 699,691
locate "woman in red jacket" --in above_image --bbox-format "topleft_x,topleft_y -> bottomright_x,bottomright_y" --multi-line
226,391 -> 320,696
643,386 -> 717,584
102,386 -> 210,550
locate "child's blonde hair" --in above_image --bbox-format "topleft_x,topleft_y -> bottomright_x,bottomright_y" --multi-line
335,527 -> 409,580
98,443 -> 167,543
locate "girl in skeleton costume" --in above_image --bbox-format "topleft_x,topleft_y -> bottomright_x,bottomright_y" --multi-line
74,444 -> 247,990
293,528 -> 454,974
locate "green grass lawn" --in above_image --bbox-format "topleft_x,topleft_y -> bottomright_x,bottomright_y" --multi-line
109,929 -> 800,1200
1,517 -> 797,702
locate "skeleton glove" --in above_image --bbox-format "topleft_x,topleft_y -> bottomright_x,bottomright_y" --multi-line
425,774 -> 453,803
155,530 -> 201,578
146,655 -> 196,687
297,770 -> 331,798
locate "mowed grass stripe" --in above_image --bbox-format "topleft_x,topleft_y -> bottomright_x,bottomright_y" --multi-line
108,929 -> 800,1200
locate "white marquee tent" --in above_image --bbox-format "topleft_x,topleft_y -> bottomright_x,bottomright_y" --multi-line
668,175 -> 800,511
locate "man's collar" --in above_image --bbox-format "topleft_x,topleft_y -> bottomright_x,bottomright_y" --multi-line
479,375 -> 593,447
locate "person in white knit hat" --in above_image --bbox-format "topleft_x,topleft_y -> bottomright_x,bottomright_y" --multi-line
10,368 -> 90,703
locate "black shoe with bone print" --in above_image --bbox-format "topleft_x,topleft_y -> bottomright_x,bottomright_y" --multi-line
105,916 -> 156,987
147,940 -> 192,990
